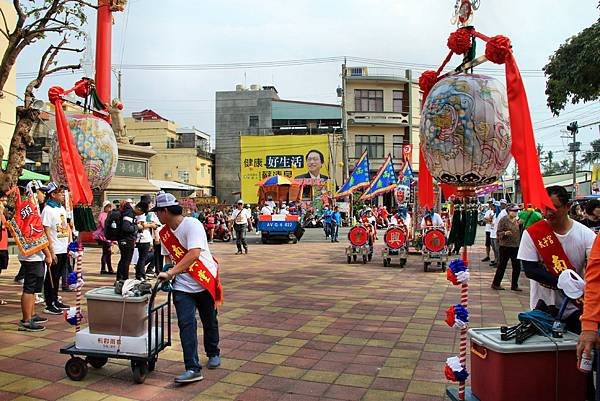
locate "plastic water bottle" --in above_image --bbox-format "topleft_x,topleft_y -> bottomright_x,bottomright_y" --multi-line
111,220 -> 117,229
578,352 -> 593,373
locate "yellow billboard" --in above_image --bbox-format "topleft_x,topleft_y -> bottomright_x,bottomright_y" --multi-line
241,135 -> 331,203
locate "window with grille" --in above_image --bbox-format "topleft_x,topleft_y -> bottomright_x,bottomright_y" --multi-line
355,135 -> 384,158
354,89 -> 383,112
393,90 -> 408,113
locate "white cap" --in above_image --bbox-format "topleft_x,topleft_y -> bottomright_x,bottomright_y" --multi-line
151,192 -> 178,211
237,199 -> 244,204
102,200 -> 112,208
500,198 -> 507,204
557,270 -> 585,299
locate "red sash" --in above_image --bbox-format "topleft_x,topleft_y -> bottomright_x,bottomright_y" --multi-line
424,215 -> 433,227
160,225 -> 223,306
527,220 -> 576,277
5,187 -> 49,256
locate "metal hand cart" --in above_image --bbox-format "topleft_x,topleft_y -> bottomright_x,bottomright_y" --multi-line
421,226 -> 449,272
346,225 -> 373,264
60,281 -> 171,384
382,225 -> 409,267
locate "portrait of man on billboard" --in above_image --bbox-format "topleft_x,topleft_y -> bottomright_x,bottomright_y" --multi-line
294,149 -> 329,180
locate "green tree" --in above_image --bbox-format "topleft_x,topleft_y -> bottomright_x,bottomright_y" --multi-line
0,1 -> 93,191
581,138 -> 600,169
543,7 -> 600,115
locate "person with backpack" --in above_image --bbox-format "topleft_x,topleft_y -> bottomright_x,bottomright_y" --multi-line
134,201 -> 156,280
93,200 -> 115,274
109,199 -> 137,281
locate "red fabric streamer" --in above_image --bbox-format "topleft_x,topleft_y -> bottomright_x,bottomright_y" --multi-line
418,72 -> 437,209
48,86 -> 94,205
448,28 -> 473,55
482,36 -> 554,210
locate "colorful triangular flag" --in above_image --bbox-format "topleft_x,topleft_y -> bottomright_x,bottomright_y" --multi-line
360,154 -> 398,201
335,149 -> 370,198
399,159 -> 414,186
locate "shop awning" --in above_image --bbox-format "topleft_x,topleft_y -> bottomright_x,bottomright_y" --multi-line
1,161 -> 50,181
149,179 -> 201,191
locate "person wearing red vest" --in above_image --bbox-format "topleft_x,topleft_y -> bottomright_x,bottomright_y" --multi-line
155,192 -> 222,383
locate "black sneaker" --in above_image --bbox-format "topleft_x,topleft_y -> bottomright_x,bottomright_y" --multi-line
31,314 -> 48,323
481,256 -> 490,262
18,320 -> 45,332
44,305 -> 63,315
54,301 -> 70,310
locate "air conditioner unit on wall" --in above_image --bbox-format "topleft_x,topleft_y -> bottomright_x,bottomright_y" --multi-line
346,67 -> 368,77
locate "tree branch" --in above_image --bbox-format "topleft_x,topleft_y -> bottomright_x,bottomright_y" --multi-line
24,37 -> 83,106
65,0 -> 99,10
0,8 -> 10,38
12,0 -> 26,30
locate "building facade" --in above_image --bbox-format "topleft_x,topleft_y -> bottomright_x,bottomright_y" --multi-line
125,110 -> 215,195
0,1 -> 16,156
215,85 -> 342,204
342,67 -> 421,204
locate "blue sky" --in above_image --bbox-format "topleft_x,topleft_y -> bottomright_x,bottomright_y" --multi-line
14,0 -> 600,161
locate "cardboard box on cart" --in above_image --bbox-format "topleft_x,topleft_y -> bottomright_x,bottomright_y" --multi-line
468,327 -> 586,401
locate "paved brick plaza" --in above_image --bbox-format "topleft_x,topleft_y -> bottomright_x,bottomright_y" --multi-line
0,228 -> 530,401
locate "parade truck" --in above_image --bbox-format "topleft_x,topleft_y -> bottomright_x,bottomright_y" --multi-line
257,214 -> 300,244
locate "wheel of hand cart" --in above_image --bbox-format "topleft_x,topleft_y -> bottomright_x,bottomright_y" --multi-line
65,357 -> 88,381
86,356 -> 108,369
383,258 -> 388,267
367,253 -> 373,262
261,236 -> 268,244
131,360 -> 148,384
441,262 -> 447,272
424,261 -> 430,272
148,355 -> 158,372
353,255 -> 357,262
362,255 -> 367,264
400,258 -> 406,268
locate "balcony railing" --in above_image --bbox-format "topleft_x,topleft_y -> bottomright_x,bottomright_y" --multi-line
347,111 -> 409,125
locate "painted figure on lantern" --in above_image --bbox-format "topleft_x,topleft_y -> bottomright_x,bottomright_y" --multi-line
420,74 -> 512,187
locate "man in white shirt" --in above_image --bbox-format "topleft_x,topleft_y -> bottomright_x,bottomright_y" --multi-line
518,186 -> 596,333
260,202 -> 272,215
420,208 -> 444,229
155,193 -> 221,383
41,183 -> 72,315
231,200 -> 252,255
490,199 -> 508,266
482,200 -> 495,262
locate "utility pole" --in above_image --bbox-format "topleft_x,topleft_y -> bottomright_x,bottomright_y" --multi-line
567,121 -> 580,198
341,59 -> 349,183
117,70 -> 122,99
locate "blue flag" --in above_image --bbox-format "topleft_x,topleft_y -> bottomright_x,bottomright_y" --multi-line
360,154 -> 398,200
335,149 -> 370,198
399,160 -> 413,186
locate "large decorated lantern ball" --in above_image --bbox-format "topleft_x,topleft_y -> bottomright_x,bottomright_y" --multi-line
420,74 -> 512,187
49,114 -> 118,190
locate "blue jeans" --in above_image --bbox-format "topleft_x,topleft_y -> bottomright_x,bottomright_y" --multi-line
331,221 -> 339,242
173,290 -> 220,372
